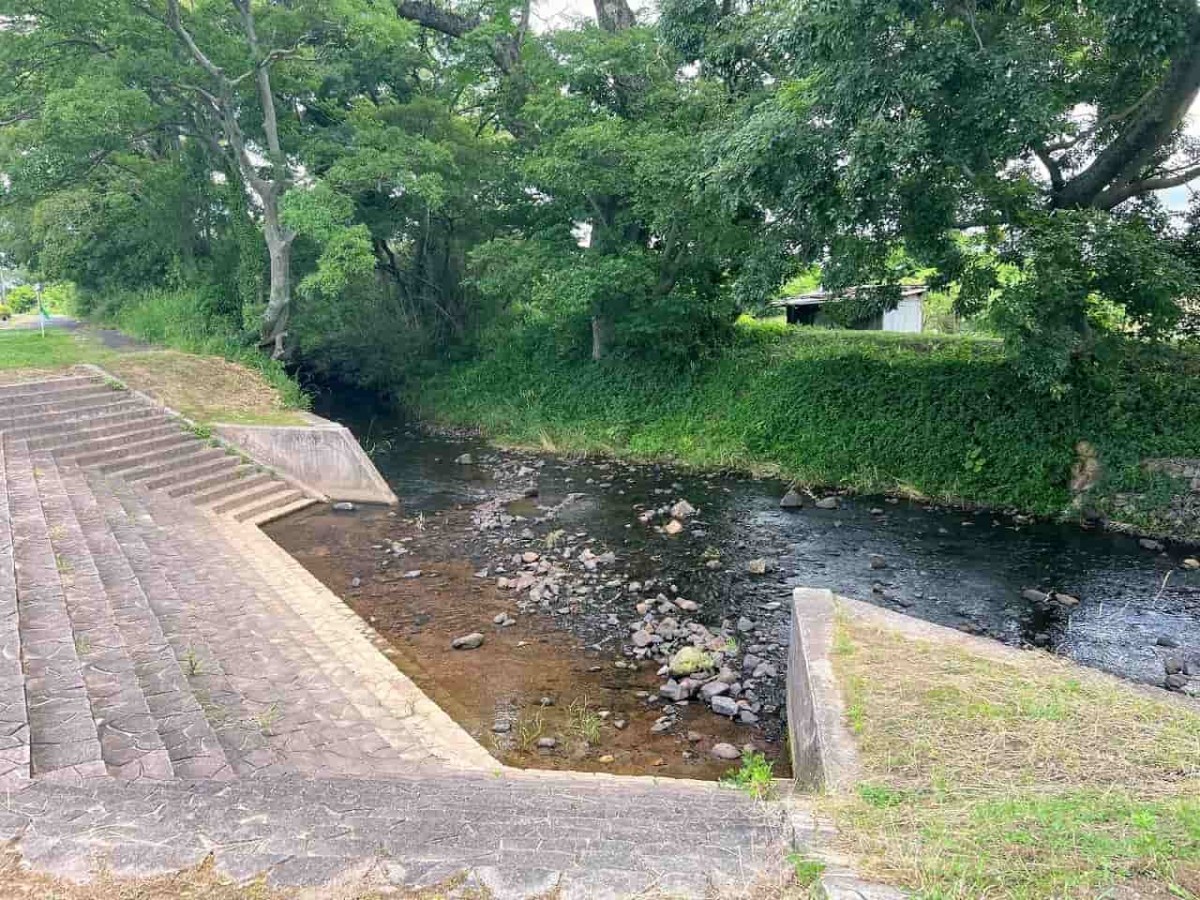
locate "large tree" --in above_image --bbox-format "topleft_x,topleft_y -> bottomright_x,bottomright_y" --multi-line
668,0 -> 1200,383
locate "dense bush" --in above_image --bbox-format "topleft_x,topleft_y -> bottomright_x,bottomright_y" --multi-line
417,319 -> 1200,520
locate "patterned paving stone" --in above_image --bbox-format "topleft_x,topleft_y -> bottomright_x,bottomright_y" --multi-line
0,373 -> 808,897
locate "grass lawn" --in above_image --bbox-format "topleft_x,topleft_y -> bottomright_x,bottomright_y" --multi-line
827,616 -> 1200,898
0,329 -> 307,426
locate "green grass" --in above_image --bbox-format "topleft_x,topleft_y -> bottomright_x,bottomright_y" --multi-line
416,318 -> 1200,536
721,750 -> 776,800
827,618 -> 1200,898
0,329 -> 112,370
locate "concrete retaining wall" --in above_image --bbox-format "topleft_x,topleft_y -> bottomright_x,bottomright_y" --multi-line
215,419 -> 398,506
787,588 -> 859,791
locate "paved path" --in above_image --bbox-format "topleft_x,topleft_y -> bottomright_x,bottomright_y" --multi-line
0,371 -> 806,896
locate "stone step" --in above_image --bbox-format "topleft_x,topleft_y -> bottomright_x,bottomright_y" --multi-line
49,422 -> 183,459
142,456 -> 241,493
172,468 -> 265,502
3,406 -> 162,445
65,467 -> 237,780
0,397 -> 145,431
0,441 -> 31,786
4,441 -> 106,783
0,375 -> 99,403
1,773 -> 796,894
31,454 -> 174,781
0,382 -> 112,413
211,480 -> 291,516
127,485 -> 425,778
22,411 -> 170,451
233,490 -> 307,523
122,447 -> 230,485
0,387 -> 129,422
84,473 -> 274,778
241,495 -> 318,527
74,433 -> 198,470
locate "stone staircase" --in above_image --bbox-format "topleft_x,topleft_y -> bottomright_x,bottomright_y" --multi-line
0,372 -> 804,896
0,374 -> 313,523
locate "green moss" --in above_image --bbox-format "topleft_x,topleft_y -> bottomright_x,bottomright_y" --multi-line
416,320 -> 1200,530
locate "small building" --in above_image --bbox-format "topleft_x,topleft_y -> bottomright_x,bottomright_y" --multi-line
775,285 -> 926,333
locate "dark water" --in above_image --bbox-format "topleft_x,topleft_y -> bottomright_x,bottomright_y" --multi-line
314,391 -> 1200,692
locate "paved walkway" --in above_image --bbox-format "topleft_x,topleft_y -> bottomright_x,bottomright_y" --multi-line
0,372 -> 805,896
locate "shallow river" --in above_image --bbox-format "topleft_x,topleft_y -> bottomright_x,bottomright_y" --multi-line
267,393 -> 1200,779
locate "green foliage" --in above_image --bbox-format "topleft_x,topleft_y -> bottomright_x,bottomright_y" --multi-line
418,319 -> 1200,527
721,750 -> 775,800
6,285 -> 36,314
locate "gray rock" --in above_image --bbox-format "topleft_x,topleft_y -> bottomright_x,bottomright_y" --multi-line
700,680 -> 730,700
660,679 -> 696,702
737,710 -> 759,725
1139,538 -> 1165,552
670,499 -> 697,519
332,501 -> 356,512
711,695 -> 739,717
814,496 -> 839,510
1166,674 -> 1189,690
1156,636 -> 1180,648
868,554 -> 888,570
746,558 -> 771,576
350,577 -> 361,588
491,722 -> 511,734
779,489 -> 804,509
741,654 -> 762,673
710,742 -> 741,760
451,632 -> 485,650
1050,592 -> 1080,607
1164,656 -> 1183,675
455,453 -> 474,465
536,737 -> 557,749
631,629 -> 656,648
737,616 -> 755,633
1021,588 -> 1049,604
1183,658 -> 1200,676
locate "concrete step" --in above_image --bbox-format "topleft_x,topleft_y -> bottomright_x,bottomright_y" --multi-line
0,375 -> 99,404
64,467 -> 236,780
3,406 -> 162,445
211,481 -> 291,516
85,473 -> 274,778
184,470 -> 271,504
0,397 -> 146,432
240,495 -> 318,527
0,382 -> 113,413
233,490 -> 306,523
121,447 -> 229,485
31,454 -> 174,781
49,422 -> 183,459
0,441 -> 31,786
4,441 -> 105,783
141,456 -> 241,492
22,411 -> 170,451
129,485 -> 423,778
74,433 -> 198,470
1,773 -> 796,894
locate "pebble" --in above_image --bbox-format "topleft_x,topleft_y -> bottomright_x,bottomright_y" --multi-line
1184,558 -> 1200,570
868,554 -> 888,570
332,501 -> 356,512
779,489 -> 804,509
451,633 -> 484,650
814,496 -> 839,510
663,519 -> 685,535
491,722 -> 510,734
454,453 -> 474,465
670,500 -> 697,519
350,577 -> 361,588
710,742 -> 741,760
536,737 -> 556,749
746,558 -> 769,576
598,754 -> 615,763
1139,538 -> 1165,552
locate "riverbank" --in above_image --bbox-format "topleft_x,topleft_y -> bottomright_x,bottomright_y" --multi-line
0,327 -> 308,426
414,319 -> 1200,542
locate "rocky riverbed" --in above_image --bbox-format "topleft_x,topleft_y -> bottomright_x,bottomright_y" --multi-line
268,411 -> 1200,777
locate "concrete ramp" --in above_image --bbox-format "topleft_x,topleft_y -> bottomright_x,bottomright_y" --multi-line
215,418 -> 398,506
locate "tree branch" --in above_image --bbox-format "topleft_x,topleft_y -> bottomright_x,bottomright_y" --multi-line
1093,163 -> 1200,210
1054,17 -> 1200,209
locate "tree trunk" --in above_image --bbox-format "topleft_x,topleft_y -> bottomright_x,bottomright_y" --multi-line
261,199 -> 295,359
591,313 -> 612,361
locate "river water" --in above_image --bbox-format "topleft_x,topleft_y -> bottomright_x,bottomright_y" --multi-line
267,393 -> 1200,779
